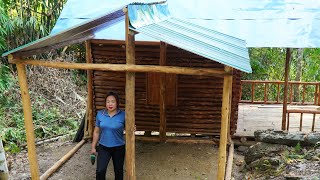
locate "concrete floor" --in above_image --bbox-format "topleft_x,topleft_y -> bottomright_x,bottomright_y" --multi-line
235,103 -> 320,137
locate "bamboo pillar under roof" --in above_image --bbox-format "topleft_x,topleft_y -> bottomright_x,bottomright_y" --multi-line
217,66 -> 233,180
124,7 -> 136,180
282,48 -> 291,130
13,56 -> 40,179
159,41 -> 167,142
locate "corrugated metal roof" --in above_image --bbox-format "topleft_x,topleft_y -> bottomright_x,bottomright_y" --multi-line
2,8 -> 125,57
127,3 -> 251,73
48,0 -> 320,48
2,1 -> 251,73
131,18 -> 251,73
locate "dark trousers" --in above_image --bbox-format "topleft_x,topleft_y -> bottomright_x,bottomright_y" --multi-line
96,144 -> 125,180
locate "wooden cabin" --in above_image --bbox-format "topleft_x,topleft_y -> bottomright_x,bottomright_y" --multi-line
3,3 -> 251,179
87,39 -> 241,137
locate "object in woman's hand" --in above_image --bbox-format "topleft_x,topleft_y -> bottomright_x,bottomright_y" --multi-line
90,154 -> 96,165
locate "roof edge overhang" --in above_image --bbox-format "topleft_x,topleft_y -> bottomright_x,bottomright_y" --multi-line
2,8 -> 125,58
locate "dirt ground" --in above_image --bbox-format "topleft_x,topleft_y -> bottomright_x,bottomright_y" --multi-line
7,139 -> 218,180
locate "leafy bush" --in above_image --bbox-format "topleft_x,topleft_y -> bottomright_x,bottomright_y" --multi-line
0,63 -> 83,153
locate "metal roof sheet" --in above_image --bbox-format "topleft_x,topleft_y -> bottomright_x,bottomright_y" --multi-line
49,0 -> 320,48
130,18 -> 251,73
127,3 -> 251,73
2,1 -> 252,73
2,7 -> 125,57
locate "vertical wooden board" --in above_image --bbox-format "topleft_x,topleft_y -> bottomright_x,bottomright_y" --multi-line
147,72 -> 160,105
165,74 -> 177,106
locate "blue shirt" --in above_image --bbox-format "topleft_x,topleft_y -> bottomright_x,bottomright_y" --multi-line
96,109 -> 125,147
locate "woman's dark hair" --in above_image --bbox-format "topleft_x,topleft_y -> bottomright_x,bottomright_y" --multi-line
106,91 -> 120,109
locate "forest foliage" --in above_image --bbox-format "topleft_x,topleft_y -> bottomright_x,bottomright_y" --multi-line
0,0 -> 87,153
0,0 -> 320,153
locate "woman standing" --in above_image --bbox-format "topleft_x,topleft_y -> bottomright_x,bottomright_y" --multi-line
91,92 -> 125,180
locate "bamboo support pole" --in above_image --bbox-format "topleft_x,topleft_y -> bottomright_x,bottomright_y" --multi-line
312,114 -> 316,131
282,48 -> 291,130
159,41 -> 167,142
251,83 -> 254,103
40,139 -> 86,180
277,83 -> 280,103
264,83 -> 267,103
0,139 -> 9,180
225,141 -> 234,180
299,113 -> 303,131
318,84 -> 320,106
8,59 -> 228,77
217,66 -> 233,180
135,136 -> 218,144
287,113 -> 290,131
15,59 -> 40,180
314,84 -> 318,105
290,83 -> 293,104
124,7 -> 136,180
302,85 -> 306,104
85,40 -> 94,138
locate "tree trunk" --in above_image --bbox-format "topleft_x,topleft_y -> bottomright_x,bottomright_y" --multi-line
293,48 -> 303,102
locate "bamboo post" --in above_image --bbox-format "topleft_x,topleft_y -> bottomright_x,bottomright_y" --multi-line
302,85 -> 306,104
251,83 -> 254,103
264,83 -> 267,103
312,114 -> 316,131
217,66 -> 233,180
299,113 -> 303,131
282,48 -> 291,130
8,59 -> 228,77
277,83 -> 280,103
124,7 -> 136,180
287,113 -> 290,131
85,40 -> 94,138
224,141 -> 234,180
40,139 -> 86,180
14,56 -> 40,179
318,84 -> 320,106
314,84 -> 318,105
159,41 -> 167,142
239,82 -> 242,102
290,83 -> 293,104
0,139 -> 9,180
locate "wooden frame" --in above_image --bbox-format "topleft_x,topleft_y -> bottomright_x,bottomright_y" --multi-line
7,7 -> 234,180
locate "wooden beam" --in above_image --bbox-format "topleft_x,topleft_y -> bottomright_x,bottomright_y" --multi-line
135,136 -> 218,144
8,59 -> 229,77
15,60 -> 40,180
282,48 -> 291,130
217,66 -> 233,180
225,141 -> 234,180
40,140 -> 86,180
159,41 -> 167,142
124,7 -> 136,180
85,40 -> 94,138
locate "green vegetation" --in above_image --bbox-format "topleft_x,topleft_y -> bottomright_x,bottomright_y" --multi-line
0,64 -> 80,153
241,48 -> 320,102
0,0 -> 87,153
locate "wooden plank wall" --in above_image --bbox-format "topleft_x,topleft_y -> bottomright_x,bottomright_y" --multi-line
90,40 -> 241,136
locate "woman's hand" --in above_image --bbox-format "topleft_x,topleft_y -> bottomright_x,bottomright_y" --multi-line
91,147 -> 97,155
